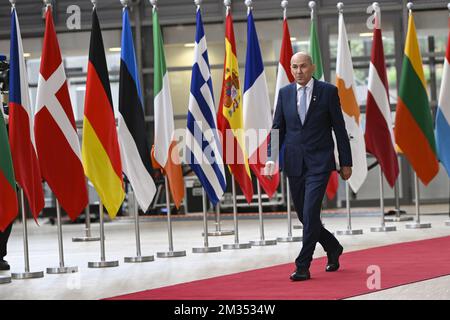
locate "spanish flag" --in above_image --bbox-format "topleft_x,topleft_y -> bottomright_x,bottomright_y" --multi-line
82,8 -> 124,218
394,10 -> 439,185
217,8 -> 253,204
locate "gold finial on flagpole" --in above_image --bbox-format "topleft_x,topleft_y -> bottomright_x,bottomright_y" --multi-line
9,0 -> 16,8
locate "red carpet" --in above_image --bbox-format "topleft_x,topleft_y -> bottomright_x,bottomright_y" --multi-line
107,236 -> 450,300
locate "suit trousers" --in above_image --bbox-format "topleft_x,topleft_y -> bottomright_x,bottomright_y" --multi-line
0,223 -> 13,260
289,171 -> 341,270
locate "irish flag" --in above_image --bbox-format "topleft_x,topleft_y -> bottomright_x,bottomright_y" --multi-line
394,10 -> 439,185
151,7 -> 184,208
336,10 -> 367,193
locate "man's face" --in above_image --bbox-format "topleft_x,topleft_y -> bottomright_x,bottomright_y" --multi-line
290,55 -> 315,86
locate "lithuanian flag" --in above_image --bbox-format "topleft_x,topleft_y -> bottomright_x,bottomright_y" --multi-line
394,11 -> 439,185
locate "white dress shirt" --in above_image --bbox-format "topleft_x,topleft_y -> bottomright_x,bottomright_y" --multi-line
296,77 -> 314,114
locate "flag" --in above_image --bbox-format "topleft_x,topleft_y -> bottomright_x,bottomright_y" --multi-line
310,10 -> 338,199
118,8 -> 156,211
365,9 -> 399,187
185,8 -> 226,205
243,9 -> 279,198
151,7 -> 184,209
310,13 -> 324,81
217,8 -> 253,204
8,7 -> 44,220
34,6 -> 87,220
273,16 -> 294,113
435,16 -> 450,177
394,11 -> 439,185
82,8 -> 125,218
336,11 -> 367,193
0,100 -> 18,232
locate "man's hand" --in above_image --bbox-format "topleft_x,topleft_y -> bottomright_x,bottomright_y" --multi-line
264,161 -> 276,179
340,166 -> 352,180
3,114 -> 8,125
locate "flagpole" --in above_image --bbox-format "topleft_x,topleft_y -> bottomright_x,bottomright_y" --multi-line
88,200 -> 119,268
223,177 -> 252,249
11,188 -> 44,279
124,190 -> 154,262
157,176 -> 186,257
205,204 -> 234,236
47,199 -> 79,274
73,178 -> 100,242
250,179 -> 277,246
277,176 -> 302,242
370,166 -> 396,232
406,173 -> 432,229
193,188 -> 221,253
385,178 -> 412,222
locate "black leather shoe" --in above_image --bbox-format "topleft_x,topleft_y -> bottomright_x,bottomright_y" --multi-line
0,260 -> 10,271
290,268 -> 311,281
326,245 -> 343,272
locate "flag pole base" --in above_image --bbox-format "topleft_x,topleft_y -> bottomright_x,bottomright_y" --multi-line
192,246 -> 221,253
250,239 -> 277,246
445,220 -> 450,226
276,236 -> 302,242
0,276 -> 11,284
335,229 -> 363,235
384,216 -> 414,222
46,266 -> 78,274
222,242 -> 252,250
72,236 -> 101,242
202,230 -> 234,236
293,225 -> 303,229
405,222 -> 431,229
156,250 -> 186,258
11,271 -> 44,280
88,260 -> 119,268
124,255 -> 154,263
370,226 -> 397,232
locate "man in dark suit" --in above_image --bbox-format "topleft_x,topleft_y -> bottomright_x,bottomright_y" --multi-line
265,52 -> 352,281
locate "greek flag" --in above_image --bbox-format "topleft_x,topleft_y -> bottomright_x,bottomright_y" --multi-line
185,8 -> 226,205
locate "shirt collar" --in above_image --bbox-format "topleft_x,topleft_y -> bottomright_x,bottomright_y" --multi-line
296,78 -> 314,91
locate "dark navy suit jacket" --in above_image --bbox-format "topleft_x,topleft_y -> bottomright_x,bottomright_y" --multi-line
270,78 -> 352,176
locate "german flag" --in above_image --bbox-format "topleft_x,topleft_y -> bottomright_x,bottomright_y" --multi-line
82,8 -> 124,218
394,10 -> 439,185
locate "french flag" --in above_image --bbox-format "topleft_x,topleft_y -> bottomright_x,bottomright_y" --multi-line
8,7 -> 44,220
435,17 -> 450,177
243,8 -> 279,198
